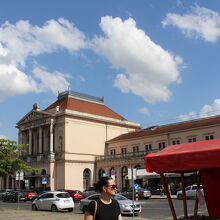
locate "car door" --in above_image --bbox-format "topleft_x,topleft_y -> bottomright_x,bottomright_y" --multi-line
42,193 -> 54,210
37,194 -> 48,210
189,186 -> 197,198
37,193 -> 54,210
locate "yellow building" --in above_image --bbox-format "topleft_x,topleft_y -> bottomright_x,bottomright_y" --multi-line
96,115 -> 220,191
14,90 -> 140,191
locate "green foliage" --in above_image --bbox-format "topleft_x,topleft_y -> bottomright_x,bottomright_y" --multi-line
0,139 -> 34,176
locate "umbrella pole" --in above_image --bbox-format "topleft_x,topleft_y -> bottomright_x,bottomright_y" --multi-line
160,173 -> 177,220
194,172 -> 200,217
181,173 -> 188,218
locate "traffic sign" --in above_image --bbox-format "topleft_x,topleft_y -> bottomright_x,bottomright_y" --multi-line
134,184 -> 139,190
42,177 -> 47,184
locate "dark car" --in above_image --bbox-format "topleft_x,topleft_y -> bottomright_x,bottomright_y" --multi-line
2,191 -> 26,202
0,189 -> 13,200
121,188 -> 151,200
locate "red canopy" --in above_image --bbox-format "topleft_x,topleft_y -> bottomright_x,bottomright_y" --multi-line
144,138 -> 220,217
145,138 -> 220,173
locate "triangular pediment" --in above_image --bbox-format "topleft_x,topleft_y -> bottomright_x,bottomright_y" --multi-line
17,110 -> 54,125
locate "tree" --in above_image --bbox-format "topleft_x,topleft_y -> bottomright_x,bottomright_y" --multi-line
0,139 -> 34,176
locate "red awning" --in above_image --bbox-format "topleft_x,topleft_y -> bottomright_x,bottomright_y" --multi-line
145,138 -> 220,173
144,138 -> 220,217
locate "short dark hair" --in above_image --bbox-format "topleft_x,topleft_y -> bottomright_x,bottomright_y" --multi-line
94,177 -> 113,192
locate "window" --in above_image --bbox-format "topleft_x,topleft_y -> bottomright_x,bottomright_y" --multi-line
56,193 -> 70,198
188,137 -> 196,143
132,146 -> 139,152
172,140 -> 180,145
205,135 -> 214,140
121,147 -> 127,154
145,144 -> 152,152
158,142 -> 166,150
110,149 -> 116,155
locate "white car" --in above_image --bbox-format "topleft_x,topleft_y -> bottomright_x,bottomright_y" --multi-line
79,194 -> 141,215
176,185 -> 203,200
32,191 -> 74,212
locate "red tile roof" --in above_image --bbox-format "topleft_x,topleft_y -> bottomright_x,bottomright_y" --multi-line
45,97 -> 127,121
108,115 -> 220,142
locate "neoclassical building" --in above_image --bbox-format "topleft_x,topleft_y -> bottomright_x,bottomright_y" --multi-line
13,90 -> 140,191
2,90 -> 220,192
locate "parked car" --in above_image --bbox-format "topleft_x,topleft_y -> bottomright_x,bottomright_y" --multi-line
0,189 -> 12,200
176,185 -> 204,200
82,187 -> 96,198
121,188 -> 151,200
32,191 -> 74,212
2,191 -> 26,202
57,189 -> 84,201
79,193 -> 141,215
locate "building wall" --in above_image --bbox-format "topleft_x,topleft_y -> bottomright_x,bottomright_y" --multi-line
96,122 -> 220,191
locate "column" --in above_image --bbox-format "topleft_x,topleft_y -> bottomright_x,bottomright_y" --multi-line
39,126 -> 42,154
29,129 -> 32,155
49,119 -> 54,153
18,130 -> 22,156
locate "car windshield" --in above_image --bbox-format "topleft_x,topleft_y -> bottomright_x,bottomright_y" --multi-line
113,195 -> 128,200
56,193 -> 70,198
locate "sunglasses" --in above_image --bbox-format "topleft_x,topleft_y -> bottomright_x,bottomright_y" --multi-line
106,184 -> 117,190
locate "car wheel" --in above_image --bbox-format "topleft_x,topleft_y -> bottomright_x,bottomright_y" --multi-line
51,205 -> 58,212
68,208 -> 73,212
177,194 -> 183,200
82,206 -> 87,213
12,198 -> 16,203
32,204 -> 38,211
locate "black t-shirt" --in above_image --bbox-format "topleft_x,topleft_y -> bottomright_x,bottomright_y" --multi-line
87,197 -> 121,220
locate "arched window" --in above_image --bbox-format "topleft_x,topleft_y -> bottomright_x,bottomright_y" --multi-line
109,167 -> 116,181
83,169 -> 91,189
121,166 -> 128,190
41,169 -> 47,175
98,168 -> 105,179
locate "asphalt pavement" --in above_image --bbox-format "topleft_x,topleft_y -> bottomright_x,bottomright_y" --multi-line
0,196 -> 171,220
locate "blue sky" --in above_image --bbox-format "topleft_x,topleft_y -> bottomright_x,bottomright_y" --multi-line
1,0 -> 220,141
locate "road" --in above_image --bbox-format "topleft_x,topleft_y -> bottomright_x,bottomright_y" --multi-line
0,198 -> 208,219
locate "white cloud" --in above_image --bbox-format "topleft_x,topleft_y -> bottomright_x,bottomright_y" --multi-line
139,107 -> 151,116
0,134 -> 8,139
92,16 -> 182,103
162,5 -> 220,42
0,64 -> 38,101
179,111 -> 197,121
0,18 -> 86,101
179,98 -> 220,121
32,66 -> 70,95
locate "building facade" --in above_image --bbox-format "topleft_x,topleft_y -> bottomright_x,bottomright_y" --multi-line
96,116 -> 220,191
2,91 -> 220,192
10,91 -> 140,191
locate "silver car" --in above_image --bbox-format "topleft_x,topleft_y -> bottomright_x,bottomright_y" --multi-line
79,193 -> 141,215
32,191 -> 74,212
176,185 -> 203,200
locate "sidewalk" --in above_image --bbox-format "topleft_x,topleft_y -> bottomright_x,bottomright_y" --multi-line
0,209 -> 148,220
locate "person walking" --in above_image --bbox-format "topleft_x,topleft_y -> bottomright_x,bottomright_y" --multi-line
84,177 -> 123,220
